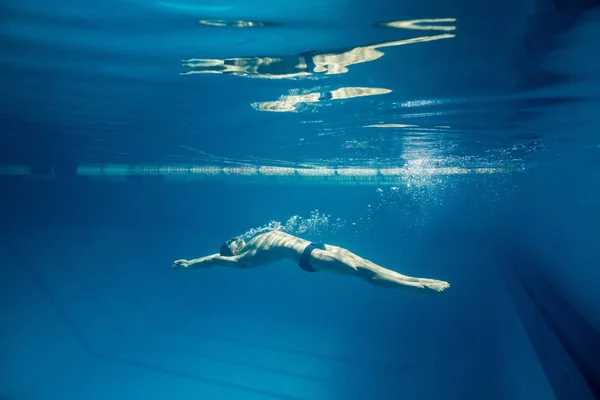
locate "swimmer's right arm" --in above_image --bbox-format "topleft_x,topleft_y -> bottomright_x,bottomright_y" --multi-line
171,254 -> 241,269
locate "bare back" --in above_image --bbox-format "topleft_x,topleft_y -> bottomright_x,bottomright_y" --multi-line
236,230 -> 311,267
237,230 -> 376,273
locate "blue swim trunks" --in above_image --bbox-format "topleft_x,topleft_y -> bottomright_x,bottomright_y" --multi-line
298,242 -> 326,273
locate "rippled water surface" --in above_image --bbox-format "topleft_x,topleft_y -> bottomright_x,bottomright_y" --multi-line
2,0 -> 598,173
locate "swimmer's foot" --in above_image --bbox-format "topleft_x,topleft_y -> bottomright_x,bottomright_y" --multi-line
417,278 -> 450,293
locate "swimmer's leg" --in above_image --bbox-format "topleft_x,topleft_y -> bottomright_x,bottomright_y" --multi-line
357,267 -> 450,293
312,250 -> 450,293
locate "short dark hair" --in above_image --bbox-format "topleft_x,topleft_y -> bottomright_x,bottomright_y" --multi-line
220,241 -> 234,256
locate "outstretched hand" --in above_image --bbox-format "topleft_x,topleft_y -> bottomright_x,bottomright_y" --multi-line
171,259 -> 190,269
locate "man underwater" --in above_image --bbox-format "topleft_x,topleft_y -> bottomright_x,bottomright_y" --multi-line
172,230 -> 450,293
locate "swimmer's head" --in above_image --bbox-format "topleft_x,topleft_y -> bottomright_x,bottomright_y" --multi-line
220,237 -> 245,256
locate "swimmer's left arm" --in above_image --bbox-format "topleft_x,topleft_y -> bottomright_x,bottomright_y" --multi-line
171,254 -> 241,269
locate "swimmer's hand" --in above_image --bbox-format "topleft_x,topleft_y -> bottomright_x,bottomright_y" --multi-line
171,259 -> 190,269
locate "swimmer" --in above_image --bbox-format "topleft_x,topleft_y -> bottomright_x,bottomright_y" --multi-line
171,230 -> 450,293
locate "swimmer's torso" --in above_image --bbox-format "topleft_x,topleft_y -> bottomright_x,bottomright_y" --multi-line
237,230 -> 310,267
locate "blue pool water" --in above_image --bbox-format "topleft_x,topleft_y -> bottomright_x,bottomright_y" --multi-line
1,0 -> 600,399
